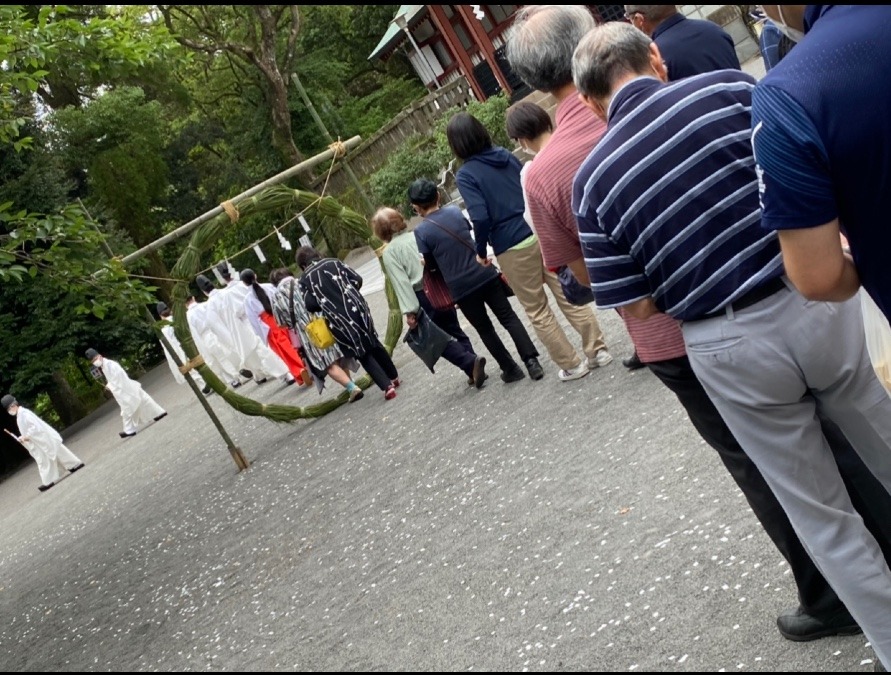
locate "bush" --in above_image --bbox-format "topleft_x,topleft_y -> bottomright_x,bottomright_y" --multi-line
368,93 -> 512,217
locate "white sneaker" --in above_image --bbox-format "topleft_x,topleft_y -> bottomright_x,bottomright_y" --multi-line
558,361 -> 590,382
587,350 -> 614,369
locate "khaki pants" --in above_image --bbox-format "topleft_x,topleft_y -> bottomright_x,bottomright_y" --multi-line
497,241 -> 606,370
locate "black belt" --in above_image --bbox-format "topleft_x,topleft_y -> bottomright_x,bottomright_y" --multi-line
694,276 -> 786,321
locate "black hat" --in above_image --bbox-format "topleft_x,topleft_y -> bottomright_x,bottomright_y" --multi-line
85,348 -> 100,361
156,301 -> 169,316
1,394 -> 16,410
196,274 -> 215,295
216,261 -> 232,280
407,178 -> 439,206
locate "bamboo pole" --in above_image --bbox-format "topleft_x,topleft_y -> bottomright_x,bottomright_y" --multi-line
120,135 -> 363,266
290,73 -> 376,216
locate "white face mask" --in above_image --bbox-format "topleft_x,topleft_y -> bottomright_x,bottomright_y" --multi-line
769,5 -> 806,43
6,407 -> 16,416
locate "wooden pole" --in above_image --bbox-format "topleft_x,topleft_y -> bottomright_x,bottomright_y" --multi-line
120,135 -> 363,266
290,73 -> 376,216
80,200 -> 250,472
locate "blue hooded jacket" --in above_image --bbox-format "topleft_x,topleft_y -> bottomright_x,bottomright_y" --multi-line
455,146 -> 533,257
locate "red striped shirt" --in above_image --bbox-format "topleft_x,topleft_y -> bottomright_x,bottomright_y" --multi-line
618,309 -> 688,364
524,95 -> 608,269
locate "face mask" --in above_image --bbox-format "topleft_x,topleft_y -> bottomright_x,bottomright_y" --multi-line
7,406 -> 17,416
770,5 -> 806,43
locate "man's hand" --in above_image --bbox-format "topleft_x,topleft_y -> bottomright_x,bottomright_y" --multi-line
19,436 -> 30,443
624,297 -> 659,320
405,313 -> 419,330
476,255 -> 492,267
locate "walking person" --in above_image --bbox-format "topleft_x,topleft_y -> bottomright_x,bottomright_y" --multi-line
371,207 -> 487,388
85,348 -> 167,438
296,246 -> 401,400
269,267 -> 364,402
2,394 -> 84,492
156,301 -> 211,395
410,178 -> 537,384
446,111 -> 611,382
239,268 -> 310,387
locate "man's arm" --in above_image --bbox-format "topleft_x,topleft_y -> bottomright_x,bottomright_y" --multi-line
778,220 -> 860,301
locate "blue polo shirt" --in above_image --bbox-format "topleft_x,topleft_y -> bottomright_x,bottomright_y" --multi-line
752,5 -> 891,319
572,72 -> 783,321
653,13 -> 741,81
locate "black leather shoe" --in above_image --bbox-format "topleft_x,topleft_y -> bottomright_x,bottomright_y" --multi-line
472,356 -> 488,389
776,606 -> 862,642
119,431 -> 136,439
69,463 -> 85,473
153,412 -> 168,422
622,352 -> 645,370
38,483 -> 54,492
525,357 -> 544,380
501,366 -> 526,384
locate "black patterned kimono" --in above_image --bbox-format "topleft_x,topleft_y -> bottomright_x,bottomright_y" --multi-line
298,258 -> 378,359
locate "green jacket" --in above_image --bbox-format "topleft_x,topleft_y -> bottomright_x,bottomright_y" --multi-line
382,229 -> 424,314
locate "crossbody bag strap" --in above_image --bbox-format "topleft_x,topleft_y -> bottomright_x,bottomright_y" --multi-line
424,213 -> 478,255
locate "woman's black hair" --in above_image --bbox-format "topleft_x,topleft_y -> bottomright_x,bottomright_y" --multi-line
505,101 -> 553,141
295,245 -> 322,271
240,268 -> 273,315
446,112 -> 493,160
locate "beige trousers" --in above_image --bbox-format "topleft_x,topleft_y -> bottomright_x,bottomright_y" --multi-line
497,241 -> 607,370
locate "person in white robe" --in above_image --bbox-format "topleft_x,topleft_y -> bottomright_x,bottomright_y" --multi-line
196,273 -> 292,385
85,349 -> 167,438
2,394 -> 84,491
156,301 -> 210,394
186,297 -> 244,388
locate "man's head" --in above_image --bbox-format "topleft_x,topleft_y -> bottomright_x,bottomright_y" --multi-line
573,22 -> 667,122
759,4 -> 807,42
370,207 -> 407,244
269,268 -> 293,287
216,261 -> 232,282
2,394 -> 18,415
407,179 -> 441,216
85,348 -> 101,366
623,5 -> 677,37
196,274 -> 215,297
505,5 -> 597,95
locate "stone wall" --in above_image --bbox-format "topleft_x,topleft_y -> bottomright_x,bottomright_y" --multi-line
679,4 -> 761,64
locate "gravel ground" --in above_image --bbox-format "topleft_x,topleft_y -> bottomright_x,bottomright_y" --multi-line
0,279 -> 880,671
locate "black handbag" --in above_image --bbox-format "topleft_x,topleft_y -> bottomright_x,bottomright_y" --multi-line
557,265 -> 595,306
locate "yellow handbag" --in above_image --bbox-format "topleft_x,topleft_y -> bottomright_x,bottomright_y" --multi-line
305,315 -> 335,349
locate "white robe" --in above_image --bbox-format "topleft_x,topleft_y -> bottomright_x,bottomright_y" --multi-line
207,284 -> 288,379
160,322 -> 206,388
16,407 -> 82,486
101,358 -> 166,435
187,302 -> 241,384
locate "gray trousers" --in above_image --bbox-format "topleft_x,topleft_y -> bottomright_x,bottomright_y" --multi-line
682,279 -> 891,666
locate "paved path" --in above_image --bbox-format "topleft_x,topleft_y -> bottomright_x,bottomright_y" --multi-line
0,289 -> 878,670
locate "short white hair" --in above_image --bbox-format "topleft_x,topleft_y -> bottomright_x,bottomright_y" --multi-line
572,22 -> 654,100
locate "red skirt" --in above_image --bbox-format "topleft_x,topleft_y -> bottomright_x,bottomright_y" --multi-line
261,312 -> 308,384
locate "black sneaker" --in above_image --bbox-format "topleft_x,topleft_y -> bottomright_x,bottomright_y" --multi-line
525,357 -> 544,381
776,606 -> 861,642
501,366 -> 526,384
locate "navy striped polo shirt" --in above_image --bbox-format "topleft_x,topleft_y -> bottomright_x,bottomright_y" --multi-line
572,71 -> 783,321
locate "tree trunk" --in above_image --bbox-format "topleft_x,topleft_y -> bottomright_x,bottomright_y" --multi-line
47,370 -> 89,427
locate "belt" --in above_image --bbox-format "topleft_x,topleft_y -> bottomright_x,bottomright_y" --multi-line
694,276 -> 787,321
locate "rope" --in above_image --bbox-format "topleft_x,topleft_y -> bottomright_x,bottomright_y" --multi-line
328,139 -> 347,159
221,200 -> 239,223
178,355 -> 206,374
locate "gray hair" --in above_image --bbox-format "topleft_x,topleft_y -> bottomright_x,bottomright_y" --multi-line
624,5 -> 677,21
572,22 -> 654,100
505,5 -> 597,93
